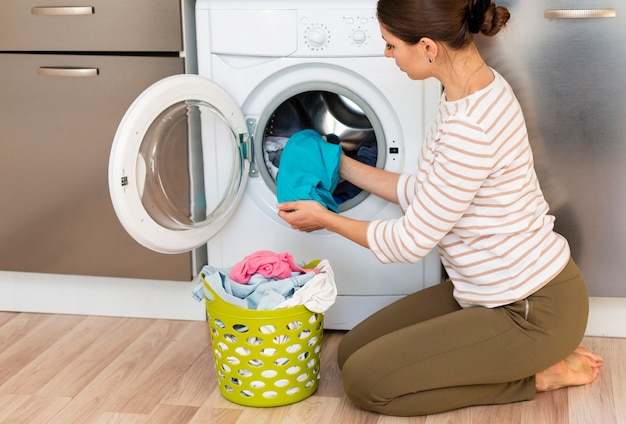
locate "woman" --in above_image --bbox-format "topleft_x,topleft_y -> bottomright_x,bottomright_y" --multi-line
277,0 -> 603,416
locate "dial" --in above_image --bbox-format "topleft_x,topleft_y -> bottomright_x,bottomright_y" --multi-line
352,30 -> 367,44
306,26 -> 328,49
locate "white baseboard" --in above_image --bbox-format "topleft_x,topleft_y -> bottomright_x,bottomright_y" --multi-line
1,271 -> 625,337
586,297 -> 626,338
0,271 -> 207,321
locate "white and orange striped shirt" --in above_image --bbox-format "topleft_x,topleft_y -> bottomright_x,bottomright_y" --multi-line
367,69 -> 570,308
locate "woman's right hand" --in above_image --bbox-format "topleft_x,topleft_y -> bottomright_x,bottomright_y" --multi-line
277,200 -> 330,233
277,199 -> 371,248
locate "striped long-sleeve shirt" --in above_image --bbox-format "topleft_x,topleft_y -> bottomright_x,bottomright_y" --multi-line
367,69 -> 570,308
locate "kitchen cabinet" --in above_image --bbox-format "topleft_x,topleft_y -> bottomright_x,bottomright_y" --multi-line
0,0 -> 202,280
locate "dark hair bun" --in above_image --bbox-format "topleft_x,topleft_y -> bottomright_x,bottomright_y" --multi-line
480,3 -> 511,36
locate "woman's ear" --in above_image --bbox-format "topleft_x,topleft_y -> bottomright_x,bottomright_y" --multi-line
420,37 -> 439,63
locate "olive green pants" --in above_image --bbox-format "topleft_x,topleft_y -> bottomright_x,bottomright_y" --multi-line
337,257 -> 589,416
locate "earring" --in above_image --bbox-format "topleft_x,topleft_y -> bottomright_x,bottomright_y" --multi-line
429,57 -> 434,63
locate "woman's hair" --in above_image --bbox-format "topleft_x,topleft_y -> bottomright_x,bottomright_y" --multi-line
377,0 -> 511,49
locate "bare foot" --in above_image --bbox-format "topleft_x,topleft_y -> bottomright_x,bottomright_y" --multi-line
535,346 -> 604,392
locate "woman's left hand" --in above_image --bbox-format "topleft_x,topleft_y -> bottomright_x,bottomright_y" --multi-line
277,200 -> 331,232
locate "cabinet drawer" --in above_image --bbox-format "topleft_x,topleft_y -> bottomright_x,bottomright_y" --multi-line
0,53 -> 191,280
0,0 -> 182,52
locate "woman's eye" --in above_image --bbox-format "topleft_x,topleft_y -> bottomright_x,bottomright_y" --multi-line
385,43 -> 394,50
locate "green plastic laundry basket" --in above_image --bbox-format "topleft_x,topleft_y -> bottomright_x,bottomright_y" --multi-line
201,272 -> 324,407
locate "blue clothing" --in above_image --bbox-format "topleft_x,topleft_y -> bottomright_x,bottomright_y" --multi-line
276,129 -> 342,212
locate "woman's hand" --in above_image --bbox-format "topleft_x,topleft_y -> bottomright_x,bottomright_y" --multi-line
277,200 -> 331,232
277,199 -> 371,248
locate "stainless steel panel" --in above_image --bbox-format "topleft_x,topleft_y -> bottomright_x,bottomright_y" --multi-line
0,54 -> 195,280
477,0 -> 626,296
0,0 -> 182,52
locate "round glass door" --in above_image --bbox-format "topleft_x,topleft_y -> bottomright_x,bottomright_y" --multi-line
109,75 -> 249,254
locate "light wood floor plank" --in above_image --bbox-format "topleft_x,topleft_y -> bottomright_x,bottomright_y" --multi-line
142,404 -> 199,424
0,312 -> 18,328
92,412 -> 146,424
112,321 -> 208,415
186,406 -> 243,424
334,396 -> 380,424
377,415 -> 426,424
1,396 -> 72,424
0,314 -> 83,385
568,337 -> 618,424
1,316 -> 121,395
316,331 -> 345,398
237,395 -> 342,424
199,388 -> 245,411
427,406 -> 476,424
0,394 -> 30,422
465,402 -> 523,424
0,313 -> 47,351
46,319 -> 191,423
159,344 -> 216,407
522,390 -> 568,424
609,338 -> 626,424
35,317 -> 155,398
235,403 -> 291,424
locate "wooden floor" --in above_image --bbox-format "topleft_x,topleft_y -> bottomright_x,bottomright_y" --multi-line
0,311 -> 624,424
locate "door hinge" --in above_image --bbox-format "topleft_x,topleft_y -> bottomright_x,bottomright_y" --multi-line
246,118 -> 259,178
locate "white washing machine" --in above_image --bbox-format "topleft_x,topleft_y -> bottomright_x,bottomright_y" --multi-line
108,0 -> 442,329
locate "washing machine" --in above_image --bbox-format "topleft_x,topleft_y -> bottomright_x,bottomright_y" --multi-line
108,0 -> 442,329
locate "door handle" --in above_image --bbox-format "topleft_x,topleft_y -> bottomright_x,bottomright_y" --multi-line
544,9 -> 616,19
31,6 -> 94,16
37,67 -> 99,77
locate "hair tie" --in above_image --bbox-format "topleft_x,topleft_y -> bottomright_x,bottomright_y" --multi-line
468,0 -> 491,33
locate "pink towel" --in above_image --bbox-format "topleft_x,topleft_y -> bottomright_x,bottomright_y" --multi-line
230,250 -> 312,284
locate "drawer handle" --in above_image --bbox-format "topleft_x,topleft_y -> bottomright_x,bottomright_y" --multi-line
544,9 -> 616,19
37,67 -> 99,77
31,6 -> 94,16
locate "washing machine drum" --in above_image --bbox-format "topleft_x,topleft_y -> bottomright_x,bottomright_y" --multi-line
261,91 -> 379,208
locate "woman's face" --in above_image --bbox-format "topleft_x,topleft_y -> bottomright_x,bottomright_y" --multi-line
380,25 -> 427,80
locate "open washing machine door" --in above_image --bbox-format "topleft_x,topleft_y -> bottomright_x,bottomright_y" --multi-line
109,74 -> 250,254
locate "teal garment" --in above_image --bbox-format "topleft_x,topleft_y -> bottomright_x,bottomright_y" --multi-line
276,129 -> 342,212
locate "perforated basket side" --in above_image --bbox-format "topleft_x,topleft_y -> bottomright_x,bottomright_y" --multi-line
202,274 -> 324,407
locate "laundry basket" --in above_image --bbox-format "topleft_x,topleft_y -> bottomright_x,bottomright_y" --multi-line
201,272 -> 324,407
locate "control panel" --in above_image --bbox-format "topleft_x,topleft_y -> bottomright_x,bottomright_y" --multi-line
297,9 -> 384,57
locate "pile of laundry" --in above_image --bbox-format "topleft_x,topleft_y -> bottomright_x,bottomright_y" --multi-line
192,250 -> 337,313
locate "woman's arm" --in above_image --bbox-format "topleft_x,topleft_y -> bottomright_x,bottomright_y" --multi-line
340,154 -> 401,204
276,151 -> 401,248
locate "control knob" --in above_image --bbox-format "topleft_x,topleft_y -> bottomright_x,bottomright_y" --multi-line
352,30 -> 367,44
307,26 -> 328,49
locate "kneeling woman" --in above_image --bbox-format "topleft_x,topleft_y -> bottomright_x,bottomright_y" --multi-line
278,0 -> 603,417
